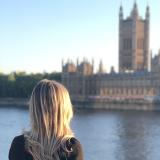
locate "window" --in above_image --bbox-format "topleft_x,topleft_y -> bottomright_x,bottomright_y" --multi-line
123,38 -> 132,50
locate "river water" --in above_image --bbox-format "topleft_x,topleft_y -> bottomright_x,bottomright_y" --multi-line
1,106 -> 160,160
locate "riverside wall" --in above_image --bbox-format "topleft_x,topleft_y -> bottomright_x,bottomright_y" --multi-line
72,98 -> 160,110
0,98 -> 29,107
1,98 -> 160,110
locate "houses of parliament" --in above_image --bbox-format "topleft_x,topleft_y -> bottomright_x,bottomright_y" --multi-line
61,2 -> 160,105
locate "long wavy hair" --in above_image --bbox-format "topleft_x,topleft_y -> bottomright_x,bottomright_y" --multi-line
24,79 -> 74,160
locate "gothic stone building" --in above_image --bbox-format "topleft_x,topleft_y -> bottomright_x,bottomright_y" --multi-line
119,3 -> 150,72
62,60 -> 160,103
62,3 -> 160,104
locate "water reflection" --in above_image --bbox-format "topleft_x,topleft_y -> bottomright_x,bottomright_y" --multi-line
72,109 -> 121,160
116,111 -> 160,160
1,107 -> 160,160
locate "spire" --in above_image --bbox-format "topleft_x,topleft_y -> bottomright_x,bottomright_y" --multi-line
119,3 -> 123,19
110,66 -> 115,74
158,49 -> 160,64
134,0 -> 137,8
145,3 -> 150,19
92,58 -> 94,73
133,1 -> 138,11
76,58 -> 79,67
132,0 -> 138,17
62,59 -> 64,72
150,50 -> 153,58
98,60 -> 105,74
158,49 -> 160,55
62,59 -> 64,67
147,0 -> 149,8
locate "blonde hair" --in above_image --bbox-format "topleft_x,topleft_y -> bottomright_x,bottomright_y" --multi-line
24,79 -> 74,160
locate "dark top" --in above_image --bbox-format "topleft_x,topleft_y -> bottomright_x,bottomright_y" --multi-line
9,135 -> 83,160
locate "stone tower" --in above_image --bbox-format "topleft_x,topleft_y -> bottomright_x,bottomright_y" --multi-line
119,2 -> 150,72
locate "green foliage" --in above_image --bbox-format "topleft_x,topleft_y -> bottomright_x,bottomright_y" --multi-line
0,72 -> 61,98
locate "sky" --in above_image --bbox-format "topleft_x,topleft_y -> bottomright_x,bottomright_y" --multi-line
0,0 -> 159,73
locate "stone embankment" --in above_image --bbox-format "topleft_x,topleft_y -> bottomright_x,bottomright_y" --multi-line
0,98 -> 29,107
72,97 -> 160,110
1,97 -> 160,110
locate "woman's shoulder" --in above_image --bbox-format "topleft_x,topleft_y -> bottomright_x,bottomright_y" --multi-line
12,134 -> 25,142
66,137 -> 82,151
10,134 -> 25,148
63,137 -> 83,160
9,134 -> 25,160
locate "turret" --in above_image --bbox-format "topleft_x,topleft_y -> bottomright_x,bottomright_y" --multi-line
110,66 -> 115,74
144,4 -> 150,71
62,59 -> 64,67
62,59 -> 64,72
78,58 -> 93,75
92,58 -> 94,73
158,49 -> 160,64
98,60 -> 105,74
119,4 -> 123,20
76,58 -> 79,67
119,4 -> 123,73
131,1 -> 139,18
62,59 -> 77,73
145,5 -> 150,20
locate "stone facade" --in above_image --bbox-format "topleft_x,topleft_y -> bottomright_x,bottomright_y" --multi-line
151,50 -> 160,72
62,59 -> 160,102
61,3 -> 160,104
119,2 -> 150,72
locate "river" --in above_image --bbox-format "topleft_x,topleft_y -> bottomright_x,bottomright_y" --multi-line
1,105 -> 160,160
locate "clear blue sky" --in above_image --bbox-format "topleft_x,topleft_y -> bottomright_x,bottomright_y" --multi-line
0,0 -> 159,73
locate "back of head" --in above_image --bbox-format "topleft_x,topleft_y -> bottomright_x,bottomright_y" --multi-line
25,79 -> 74,160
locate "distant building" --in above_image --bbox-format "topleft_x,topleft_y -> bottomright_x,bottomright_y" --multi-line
151,50 -> 160,72
61,2 -> 160,106
62,59 -> 159,102
119,2 -> 150,72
